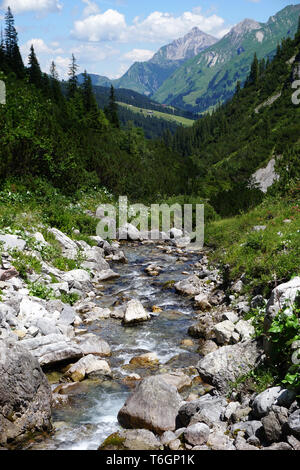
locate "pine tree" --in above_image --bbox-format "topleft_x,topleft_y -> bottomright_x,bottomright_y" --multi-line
249,53 -> 259,85
28,45 -> 42,87
105,85 -> 120,128
68,54 -> 78,99
4,7 -> 24,77
81,70 -> 97,113
49,61 -> 63,103
235,80 -> 241,95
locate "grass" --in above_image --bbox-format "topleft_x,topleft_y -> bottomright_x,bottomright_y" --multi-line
205,194 -> 300,296
117,102 -> 195,127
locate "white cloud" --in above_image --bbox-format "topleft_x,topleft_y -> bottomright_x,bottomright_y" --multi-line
21,38 -> 63,60
72,9 -> 127,42
72,43 -> 119,63
123,49 -> 154,62
71,8 -> 226,43
82,0 -> 100,17
1,0 -> 62,14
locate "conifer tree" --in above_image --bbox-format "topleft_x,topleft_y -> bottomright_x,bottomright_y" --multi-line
4,7 -> 24,77
68,54 -> 78,99
49,61 -> 63,103
28,45 -> 42,87
81,70 -> 97,113
105,85 -> 120,128
249,53 -> 259,85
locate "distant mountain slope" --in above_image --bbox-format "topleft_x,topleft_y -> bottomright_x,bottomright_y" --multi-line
79,28 -> 217,97
154,4 -> 300,113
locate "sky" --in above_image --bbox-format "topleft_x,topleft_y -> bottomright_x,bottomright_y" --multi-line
0,0 -> 298,79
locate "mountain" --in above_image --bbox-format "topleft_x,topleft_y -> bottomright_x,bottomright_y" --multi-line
154,4 -> 300,113
79,28 -> 217,97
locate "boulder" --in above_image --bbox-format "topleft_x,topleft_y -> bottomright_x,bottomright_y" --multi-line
94,269 -> 120,282
261,406 -> 288,442
194,294 -> 211,311
129,352 -> 159,368
197,340 -> 263,393
59,305 -> 76,325
0,267 -> 19,282
265,277 -> 300,332
123,300 -> 150,325
158,372 -> 192,392
178,395 -> 227,427
175,275 -> 202,296
118,224 -> 142,241
0,339 -> 52,447
48,228 -> 78,252
99,429 -> 162,451
21,334 -> 83,366
184,423 -> 210,446
234,320 -> 255,341
214,321 -> 235,345
62,269 -> 91,284
117,375 -> 182,434
252,387 -> 295,418
288,409 -> 300,437
65,355 -> 111,382
0,234 -> 26,251
77,334 -> 111,357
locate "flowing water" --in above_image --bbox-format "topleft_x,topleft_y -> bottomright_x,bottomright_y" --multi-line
30,243 -> 202,450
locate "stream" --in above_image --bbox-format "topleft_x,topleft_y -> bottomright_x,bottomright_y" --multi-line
29,243 -> 202,450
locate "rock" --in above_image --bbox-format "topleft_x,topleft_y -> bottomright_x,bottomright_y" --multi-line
0,339 -> 52,447
129,352 -> 159,367
170,228 -> 183,239
262,442 -> 292,451
178,395 -> 227,427
161,431 -> 177,446
77,334 -> 111,357
59,305 -> 76,325
21,334 -> 83,366
251,295 -> 265,309
214,321 -> 235,345
51,393 -> 69,408
262,406 -> 288,442
188,315 -> 215,340
222,402 -> 240,421
194,294 -> 211,311
99,429 -> 162,451
232,280 -> 244,293
81,247 -> 109,272
184,423 -> 210,446
65,355 -> 111,382
83,307 -> 111,322
206,425 -> 235,450
158,372 -> 192,391
197,340 -> 263,393
62,269 -> 91,284
265,277 -> 300,332
287,435 -> 300,450
48,228 -> 78,252
35,318 -> 60,336
175,275 -> 202,296
252,387 -> 295,418
222,311 -> 239,324
234,434 -> 258,450
0,234 -> 26,251
198,340 -> 218,356
117,375 -> 182,434
123,300 -> 151,325
169,439 -> 181,450
234,320 -> 255,341
94,269 -> 120,282
118,224 -> 142,242
0,267 -> 19,281
190,400 -> 226,428
288,410 -> 300,437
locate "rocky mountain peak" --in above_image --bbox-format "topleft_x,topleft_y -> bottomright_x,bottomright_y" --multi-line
227,18 -> 261,42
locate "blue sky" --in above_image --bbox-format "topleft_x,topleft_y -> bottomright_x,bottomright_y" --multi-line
0,0 -> 298,79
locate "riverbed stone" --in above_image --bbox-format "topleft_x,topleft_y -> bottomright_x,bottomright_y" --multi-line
178,395 -> 227,427
77,334 -> 111,357
197,340 -> 263,393
65,355 -> 111,382
99,429 -> 162,450
252,387 -> 295,418
288,410 -> 300,437
261,406 -> 288,442
158,372 -> 192,391
0,339 -> 52,447
214,320 -> 235,345
117,375 -> 182,434
175,275 -> 202,296
129,352 -> 159,367
184,423 -> 210,446
123,299 -> 151,325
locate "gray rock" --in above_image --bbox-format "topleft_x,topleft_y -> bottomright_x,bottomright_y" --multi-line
94,269 -> 120,282
288,409 -> 300,437
214,321 -> 235,345
21,334 -> 83,366
0,234 -> 26,251
222,311 -> 239,324
206,425 -> 235,450
234,434 -> 258,450
100,429 -> 162,450
175,275 -> 202,296
178,395 -> 227,427
77,334 -> 111,357
48,228 -> 78,252
251,295 -> 265,309
262,442 -> 292,451
262,406 -> 288,442
35,318 -> 60,336
287,435 -> 300,450
123,299 -> 150,325
252,387 -> 294,418
0,339 -> 52,447
234,320 -> 255,341
59,305 -> 76,325
184,423 -> 210,446
197,340 -> 263,393
161,431 -> 177,446
118,375 -> 182,434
